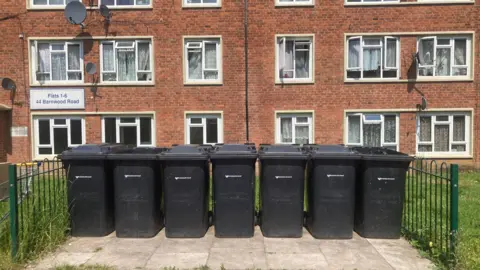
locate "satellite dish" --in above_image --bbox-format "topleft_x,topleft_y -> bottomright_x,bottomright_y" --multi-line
85,62 -> 97,75
1,78 -> 16,91
100,4 -> 111,21
64,1 -> 87,26
421,96 -> 427,111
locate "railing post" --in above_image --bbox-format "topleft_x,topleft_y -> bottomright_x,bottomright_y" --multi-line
450,164 -> 459,256
8,164 -> 18,261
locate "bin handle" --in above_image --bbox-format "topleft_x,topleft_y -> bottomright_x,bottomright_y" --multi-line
225,175 -> 242,178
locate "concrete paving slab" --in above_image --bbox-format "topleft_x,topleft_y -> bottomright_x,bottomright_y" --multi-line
33,252 -> 96,270
264,237 -> 321,254
145,252 -> 209,269
207,248 -> 268,269
266,253 -> 328,270
87,250 -> 154,270
59,236 -> 114,253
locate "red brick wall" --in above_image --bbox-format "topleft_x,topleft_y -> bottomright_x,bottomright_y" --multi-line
0,0 -> 478,167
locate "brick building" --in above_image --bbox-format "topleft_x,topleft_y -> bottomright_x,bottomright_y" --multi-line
0,0 -> 478,167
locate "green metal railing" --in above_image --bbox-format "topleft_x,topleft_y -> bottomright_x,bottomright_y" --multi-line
402,159 -> 459,266
3,159 -> 68,261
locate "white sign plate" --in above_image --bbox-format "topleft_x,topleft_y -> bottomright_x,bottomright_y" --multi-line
30,88 -> 85,110
11,127 -> 28,137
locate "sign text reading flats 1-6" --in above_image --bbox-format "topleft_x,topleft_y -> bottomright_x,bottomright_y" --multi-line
30,89 -> 85,110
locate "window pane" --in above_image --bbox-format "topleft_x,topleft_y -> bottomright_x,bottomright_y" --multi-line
452,145 -> 466,152
136,0 -> 150,4
348,116 -> 361,144
102,0 -> 115,4
39,120 -> 50,145
295,125 -> 309,144
348,38 -> 360,69
435,48 -> 451,76
104,118 -> 116,143
190,118 -> 202,124
385,39 -> 397,68
205,43 -> 217,69
454,39 -> 467,66
434,125 -> 449,152
206,118 -> 218,144
419,116 -> 431,142
295,50 -> 309,78
137,43 -> 150,71
281,41 -> 294,79
453,67 -> 468,76
54,119 -> 66,125
120,117 -> 136,123
280,118 -> 292,143
67,44 -> 80,70
39,148 -> 52,155
363,48 -> 381,78
120,126 -> 137,145
188,50 -> 202,79
51,44 -> 65,50
296,117 -> 308,123
51,53 -> 66,81
70,120 -> 82,145
437,39 -> 450,46
384,116 -> 396,143
117,50 -> 136,81
453,116 -> 465,142
419,38 -> 434,66
363,124 -> 381,147
37,43 -> 51,73
190,126 -> 204,144
117,0 -> 134,5
418,145 -> 432,152
436,115 -> 449,121
364,114 -> 381,121
364,38 -> 381,46
34,0 -> 48,4
204,71 -> 218,80
53,128 -> 68,154
140,117 -> 152,145
102,44 -> 115,72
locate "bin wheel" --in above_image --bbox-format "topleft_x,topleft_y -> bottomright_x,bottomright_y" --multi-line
208,211 -> 213,226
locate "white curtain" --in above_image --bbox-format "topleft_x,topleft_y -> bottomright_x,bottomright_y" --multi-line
103,44 -> 115,71
384,116 -> 396,143
281,41 -> 294,78
137,43 -> 150,71
419,39 -> 434,65
363,124 -> 381,147
67,44 -> 81,80
117,50 -> 135,81
348,116 -> 360,144
419,116 -> 431,142
434,125 -> 449,151
386,39 -> 396,68
435,48 -> 450,76
295,50 -> 309,78
51,53 -> 66,81
280,118 -> 292,143
38,43 -> 51,81
453,116 -> 465,141
295,125 -> 309,144
348,39 -> 360,68
204,43 -> 218,79
363,48 -> 380,71
188,50 -> 202,79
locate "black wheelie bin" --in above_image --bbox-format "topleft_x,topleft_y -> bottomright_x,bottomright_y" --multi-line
161,145 -> 211,238
209,144 -> 257,238
60,144 -> 128,237
353,147 -> 413,239
305,145 -> 361,239
258,144 -> 308,238
107,147 -> 167,238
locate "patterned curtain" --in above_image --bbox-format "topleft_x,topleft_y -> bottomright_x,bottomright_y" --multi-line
363,124 -> 381,147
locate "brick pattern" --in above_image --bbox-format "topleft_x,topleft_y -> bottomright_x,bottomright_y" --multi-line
0,0 -> 478,167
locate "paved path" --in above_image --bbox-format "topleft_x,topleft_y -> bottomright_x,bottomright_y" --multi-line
31,227 -> 433,270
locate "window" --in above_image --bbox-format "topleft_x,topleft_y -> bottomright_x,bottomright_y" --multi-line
346,36 -> 399,80
184,38 -> 222,84
346,113 -> 398,150
276,113 -> 313,144
34,117 -> 85,157
276,0 -> 313,6
185,114 -> 223,144
100,40 -> 153,83
417,36 -> 471,78
31,41 -> 83,83
100,0 -> 150,6
276,36 -> 313,83
417,113 -> 471,156
31,0 -> 79,7
345,0 -> 398,3
102,116 -> 154,146
183,0 -> 220,7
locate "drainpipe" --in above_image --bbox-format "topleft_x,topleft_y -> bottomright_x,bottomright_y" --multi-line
244,0 -> 249,142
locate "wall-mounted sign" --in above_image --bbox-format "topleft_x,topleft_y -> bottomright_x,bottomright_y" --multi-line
30,88 -> 85,110
11,127 -> 28,137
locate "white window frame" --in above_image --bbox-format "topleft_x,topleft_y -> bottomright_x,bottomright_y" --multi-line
275,35 -> 314,84
183,37 -> 223,85
183,0 -> 221,8
275,0 -> 313,7
30,40 -> 84,85
33,117 -> 86,159
416,112 -> 471,157
98,0 -> 151,7
99,40 -> 154,84
275,112 -> 314,145
30,0 -> 81,8
185,113 -> 223,145
344,0 -> 399,4
346,36 -> 400,80
101,115 -> 155,147
416,36 -> 472,80
345,113 -> 399,150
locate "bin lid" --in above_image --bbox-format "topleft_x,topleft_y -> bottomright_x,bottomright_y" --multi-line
258,144 -> 308,160
352,147 -> 414,162
160,145 -> 210,160
308,144 -> 361,160
60,144 -> 129,160
107,147 -> 168,161
209,144 -> 257,159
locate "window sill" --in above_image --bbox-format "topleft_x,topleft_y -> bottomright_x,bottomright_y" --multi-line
275,79 -> 314,85
182,4 -> 222,8
344,1 -> 473,6
30,82 -> 155,87
344,78 -> 473,83
415,153 -> 473,159
27,5 -> 153,11
275,2 -> 315,7
184,81 -> 223,86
